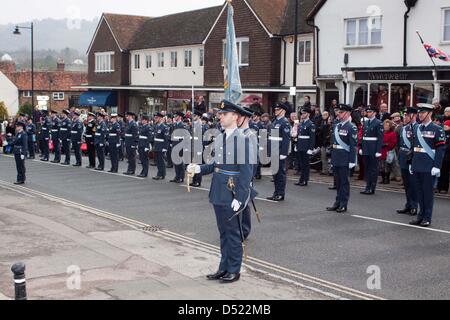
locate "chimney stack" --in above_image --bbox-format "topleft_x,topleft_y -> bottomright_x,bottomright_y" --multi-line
57,59 -> 65,72
0,61 -> 16,74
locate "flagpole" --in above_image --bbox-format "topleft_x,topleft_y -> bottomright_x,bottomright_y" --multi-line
416,31 -> 439,98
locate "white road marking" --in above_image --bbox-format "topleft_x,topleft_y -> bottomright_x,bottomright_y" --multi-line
351,215 -> 450,235
89,169 -> 145,180
0,179 -> 385,300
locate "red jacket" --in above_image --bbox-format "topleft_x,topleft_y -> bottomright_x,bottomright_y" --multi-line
381,131 -> 397,160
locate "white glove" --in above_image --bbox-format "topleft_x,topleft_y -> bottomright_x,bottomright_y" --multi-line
349,163 -> 356,169
144,148 -> 150,152
20,155 -> 25,160
280,155 -> 287,160
187,164 -> 201,174
409,165 -> 413,175
307,150 -> 313,155
431,167 -> 441,177
375,153 -> 382,158
231,199 -> 242,212
99,144 -> 104,147
359,149 -> 363,156
162,149 -> 167,153
116,144 -> 121,148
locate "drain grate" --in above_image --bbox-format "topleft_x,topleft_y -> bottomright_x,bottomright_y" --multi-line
141,225 -> 163,232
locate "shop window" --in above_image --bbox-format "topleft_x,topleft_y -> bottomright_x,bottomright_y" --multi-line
414,84 -> 434,105
353,84 -> 368,108
369,83 -> 389,109
390,84 -> 412,113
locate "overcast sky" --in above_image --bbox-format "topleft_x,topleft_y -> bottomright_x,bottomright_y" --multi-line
0,0 -> 225,24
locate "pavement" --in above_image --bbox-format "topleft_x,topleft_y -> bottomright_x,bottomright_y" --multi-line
0,187 -> 327,300
0,153 -> 449,300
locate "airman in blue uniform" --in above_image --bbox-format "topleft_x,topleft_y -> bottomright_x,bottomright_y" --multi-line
326,104 -> 357,213
25,117 -> 36,159
60,110 -> 72,165
70,111 -> 83,167
118,114 -> 125,161
50,110 -> 62,163
94,112 -> 108,171
359,105 -> 384,195
12,121 -> 28,184
39,110 -> 51,162
190,110 -> 207,188
294,106 -> 316,187
85,112 -> 96,168
409,103 -> 446,227
152,112 -> 170,180
396,107 -> 418,216
123,112 -> 139,175
137,115 -> 151,178
249,112 -> 264,180
107,114 -> 121,173
170,111 -> 187,183
267,103 -> 291,202
187,100 -> 254,283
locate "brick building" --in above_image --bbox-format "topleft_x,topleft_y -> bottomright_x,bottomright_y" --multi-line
0,60 -> 87,112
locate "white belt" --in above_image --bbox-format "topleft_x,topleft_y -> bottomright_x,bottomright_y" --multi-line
363,137 -> 378,141
173,136 -> 184,140
85,135 -> 92,138
51,129 -> 58,132
154,138 -> 164,142
60,128 -> 68,131
125,134 -> 133,137
269,137 -> 283,141
298,136 -> 310,139
400,147 -> 410,152
71,131 -> 78,134
109,134 -> 117,137
139,136 -> 148,139
414,147 -> 427,153
95,133 -> 101,136
333,144 -> 345,150
42,128 -> 47,131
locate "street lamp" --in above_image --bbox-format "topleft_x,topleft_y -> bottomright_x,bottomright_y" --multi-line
13,23 -> 34,109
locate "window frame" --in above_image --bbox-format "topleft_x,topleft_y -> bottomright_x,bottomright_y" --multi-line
344,16 -> 382,48
157,52 -> 165,68
170,51 -> 178,68
222,37 -> 250,67
145,54 -> 152,69
94,52 -> 115,73
199,48 -> 204,67
22,91 -> 32,98
184,49 -> 193,67
52,92 -> 65,101
298,39 -> 312,63
134,54 -> 141,70
442,8 -> 450,43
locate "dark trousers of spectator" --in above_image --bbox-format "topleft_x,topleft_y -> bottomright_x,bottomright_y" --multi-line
437,160 -> 449,192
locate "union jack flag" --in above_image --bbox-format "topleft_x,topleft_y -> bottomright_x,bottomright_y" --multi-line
424,43 -> 450,62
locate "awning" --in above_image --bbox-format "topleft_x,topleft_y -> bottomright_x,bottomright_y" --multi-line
79,91 -> 117,107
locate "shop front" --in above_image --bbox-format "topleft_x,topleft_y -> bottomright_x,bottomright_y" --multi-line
128,90 -> 166,117
79,90 -> 118,114
338,68 -> 450,113
167,90 -> 207,113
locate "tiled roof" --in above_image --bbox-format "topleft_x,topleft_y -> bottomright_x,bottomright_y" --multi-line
103,13 -> 152,50
279,0 -> 320,35
246,0 -> 289,35
129,6 -> 223,50
4,70 -> 87,91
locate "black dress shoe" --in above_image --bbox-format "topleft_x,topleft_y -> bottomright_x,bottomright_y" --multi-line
220,272 -> 241,283
409,209 -> 418,216
152,176 -> 165,180
95,167 -> 104,171
123,172 -> 135,175
328,186 -> 337,190
190,182 -> 201,187
295,181 -> 308,186
336,207 -> 347,213
397,208 -> 411,214
409,219 -> 423,226
72,164 -> 81,167
86,165 -> 95,169
137,174 -> 148,178
51,160 -> 60,164
14,181 -> 25,185
272,195 -> 285,202
206,270 -> 227,281
420,221 -> 431,227
326,205 -> 339,212
61,162 -> 70,166
41,158 -> 49,162
360,190 -> 374,195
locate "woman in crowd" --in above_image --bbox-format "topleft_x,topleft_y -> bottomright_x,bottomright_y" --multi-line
379,119 -> 398,184
317,111 -> 331,175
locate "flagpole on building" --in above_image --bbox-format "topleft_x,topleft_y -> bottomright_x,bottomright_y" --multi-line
416,31 -> 438,69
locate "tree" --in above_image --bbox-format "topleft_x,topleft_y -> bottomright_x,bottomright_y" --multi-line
17,103 -> 33,118
0,101 -> 8,121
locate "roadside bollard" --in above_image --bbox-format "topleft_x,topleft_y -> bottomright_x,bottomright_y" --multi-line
11,262 -> 27,300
